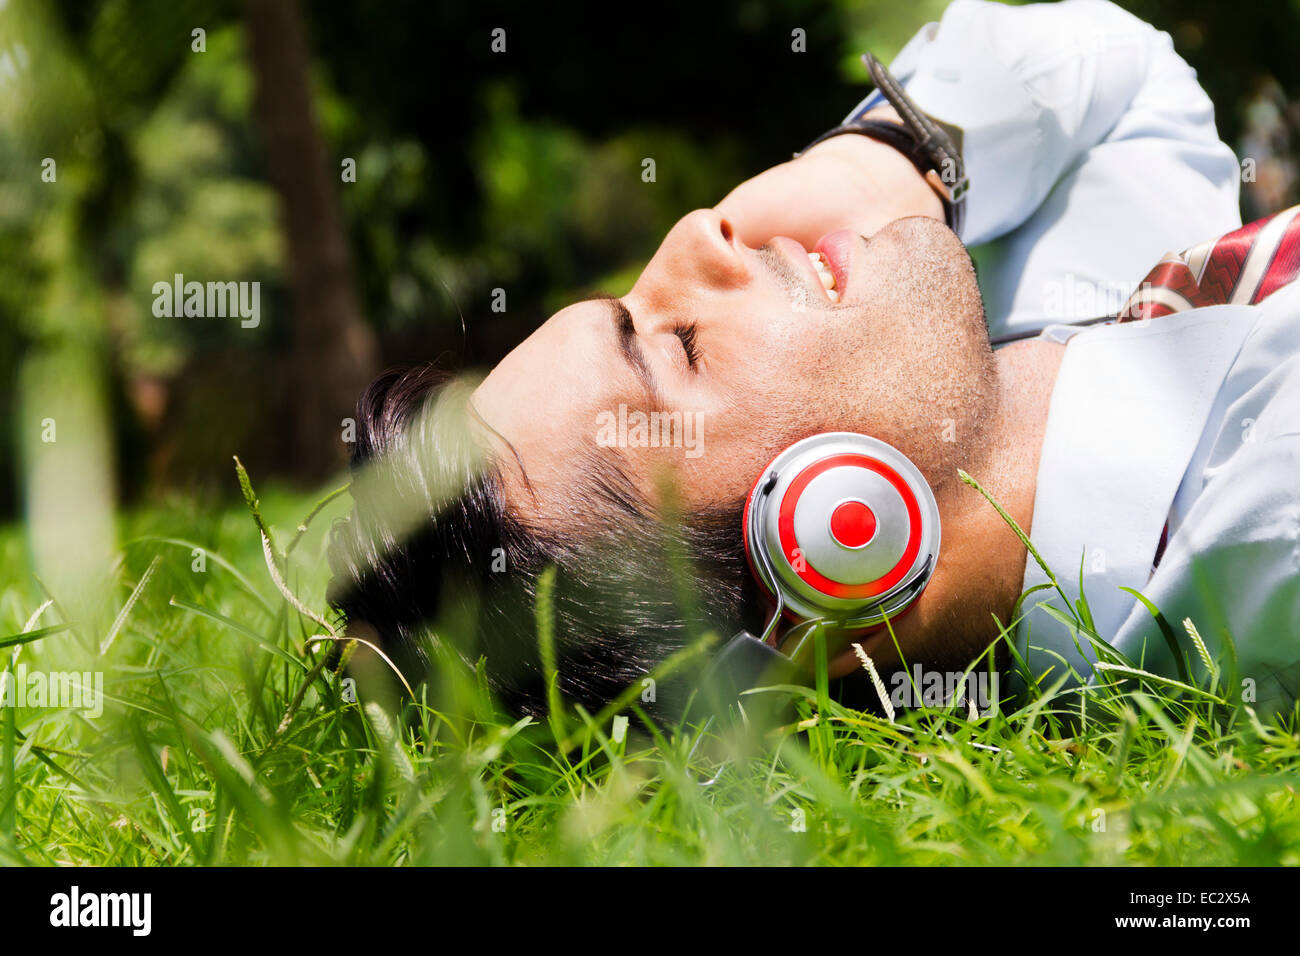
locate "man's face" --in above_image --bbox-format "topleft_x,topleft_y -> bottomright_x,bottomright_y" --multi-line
472,208 -> 991,525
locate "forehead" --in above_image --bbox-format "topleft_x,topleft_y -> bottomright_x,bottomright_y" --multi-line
470,299 -> 645,515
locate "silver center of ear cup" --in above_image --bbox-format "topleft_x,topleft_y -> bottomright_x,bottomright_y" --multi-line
744,432 -> 941,629
796,471 -> 908,581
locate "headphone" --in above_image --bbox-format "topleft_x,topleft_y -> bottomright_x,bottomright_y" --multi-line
700,432 -> 941,711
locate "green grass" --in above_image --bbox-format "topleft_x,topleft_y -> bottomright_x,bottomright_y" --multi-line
0,471 -> 1297,867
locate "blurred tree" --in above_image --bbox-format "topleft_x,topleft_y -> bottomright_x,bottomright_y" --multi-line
244,0 -> 378,482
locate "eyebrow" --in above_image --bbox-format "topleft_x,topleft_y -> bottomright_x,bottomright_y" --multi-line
590,295 -> 667,410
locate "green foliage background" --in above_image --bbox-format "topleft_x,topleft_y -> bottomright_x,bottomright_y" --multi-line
2,0 -> 1297,511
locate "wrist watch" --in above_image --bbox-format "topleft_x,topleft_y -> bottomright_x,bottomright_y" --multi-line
797,52 -> 969,240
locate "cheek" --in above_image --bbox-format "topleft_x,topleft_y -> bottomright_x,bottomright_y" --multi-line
665,403 -> 803,509
701,330 -> 837,432
752,308 -> 868,379
671,449 -> 772,512
714,321 -> 814,389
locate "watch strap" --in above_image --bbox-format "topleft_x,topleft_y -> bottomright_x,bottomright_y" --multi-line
797,52 -> 969,239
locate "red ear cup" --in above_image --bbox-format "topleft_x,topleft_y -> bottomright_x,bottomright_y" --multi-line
742,433 -> 940,630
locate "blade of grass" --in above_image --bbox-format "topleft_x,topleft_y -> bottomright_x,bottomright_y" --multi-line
101,555 -> 160,655
1119,586 -> 1191,684
169,597 -> 305,671
0,622 -> 72,650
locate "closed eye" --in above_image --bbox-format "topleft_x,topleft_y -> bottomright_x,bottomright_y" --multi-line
674,323 -> 701,369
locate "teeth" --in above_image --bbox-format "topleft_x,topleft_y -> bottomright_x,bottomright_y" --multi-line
807,251 -> 838,295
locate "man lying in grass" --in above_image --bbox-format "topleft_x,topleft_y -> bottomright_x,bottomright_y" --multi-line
327,0 -> 1299,723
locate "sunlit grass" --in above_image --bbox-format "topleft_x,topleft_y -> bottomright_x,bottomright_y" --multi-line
0,469 -> 1297,866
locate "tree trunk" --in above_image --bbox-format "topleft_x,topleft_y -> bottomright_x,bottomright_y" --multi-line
244,0 -> 379,482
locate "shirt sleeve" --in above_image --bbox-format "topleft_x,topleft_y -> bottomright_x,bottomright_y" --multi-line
845,0 -> 1242,335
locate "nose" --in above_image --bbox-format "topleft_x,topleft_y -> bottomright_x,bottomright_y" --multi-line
664,208 -> 750,289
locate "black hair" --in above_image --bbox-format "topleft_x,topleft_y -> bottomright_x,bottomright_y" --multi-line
326,363 -> 764,720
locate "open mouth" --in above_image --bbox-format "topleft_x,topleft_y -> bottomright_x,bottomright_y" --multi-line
813,230 -> 856,300
807,251 -> 839,302
765,233 -> 856,306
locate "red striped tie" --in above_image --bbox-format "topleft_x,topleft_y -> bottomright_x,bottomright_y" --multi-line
1118,205 -> 1300,321
1117,205 -> 1300,571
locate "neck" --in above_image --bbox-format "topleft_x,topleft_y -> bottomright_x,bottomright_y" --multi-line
829,337 -> 1065,679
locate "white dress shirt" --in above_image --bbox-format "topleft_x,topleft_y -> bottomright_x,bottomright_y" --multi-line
846,0 -> 1242,338
846,0 -> 1299,712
